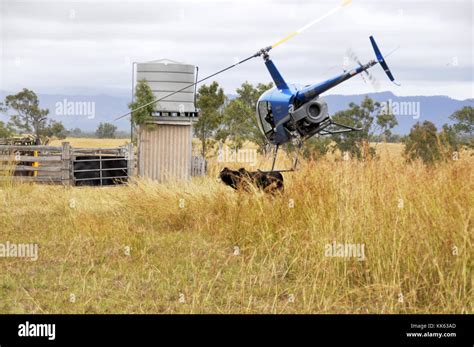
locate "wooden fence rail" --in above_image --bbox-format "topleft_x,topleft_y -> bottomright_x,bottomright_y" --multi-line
0,155 -> 63,162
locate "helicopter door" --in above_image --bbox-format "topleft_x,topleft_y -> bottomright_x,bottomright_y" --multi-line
257,101 -> 274,135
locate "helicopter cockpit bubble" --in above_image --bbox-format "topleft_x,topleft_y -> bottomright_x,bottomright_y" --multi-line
256,101 -> 274,135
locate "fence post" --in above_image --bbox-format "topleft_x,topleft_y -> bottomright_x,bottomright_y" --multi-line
61,142 -> 71,186
127,143 -> 134,178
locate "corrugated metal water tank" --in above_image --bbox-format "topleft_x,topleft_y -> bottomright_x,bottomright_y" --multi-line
136,59 -> 197,115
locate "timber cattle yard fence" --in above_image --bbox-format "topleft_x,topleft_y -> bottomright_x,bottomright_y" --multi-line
0,142 -> 134,186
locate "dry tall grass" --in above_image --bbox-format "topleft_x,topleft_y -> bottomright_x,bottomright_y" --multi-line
0,148 -> 472,313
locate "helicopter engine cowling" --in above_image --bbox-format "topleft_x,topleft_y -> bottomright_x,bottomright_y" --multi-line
286,96 -> 329,138
288,96 -> 329,138
291,96 -> 329,124
307,97 -> 329,124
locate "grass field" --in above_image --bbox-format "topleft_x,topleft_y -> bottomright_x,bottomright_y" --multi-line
0,141 -> 472,313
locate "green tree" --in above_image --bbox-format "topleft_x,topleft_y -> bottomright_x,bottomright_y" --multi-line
128,80 -> 155,127
449,106 -> 473,148
195,82 -> 225,157
219,81 -> 273,153
0,121 -> 14,139
403,121 -> 441,164
69,127 -> 83,137
331,96 -> 397,160
41,120 -> 68,140
376,110 -> 399,140
218,99 -> 251,149
96,122 -> 117,139
386,133 -> 402,143
300,136 -> 332,160
4,88 -> 49,139
438,123 -> 459,158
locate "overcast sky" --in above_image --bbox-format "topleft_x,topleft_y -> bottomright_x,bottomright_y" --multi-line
0,0 -> 472,100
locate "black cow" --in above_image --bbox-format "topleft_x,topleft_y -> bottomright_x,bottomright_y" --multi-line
73,156 -> 128,186
219,167 -> 284,193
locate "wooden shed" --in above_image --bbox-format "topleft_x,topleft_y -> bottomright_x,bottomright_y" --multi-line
138,121 -> 193,181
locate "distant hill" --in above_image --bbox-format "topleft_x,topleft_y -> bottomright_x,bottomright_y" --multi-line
1,90 -> 472,134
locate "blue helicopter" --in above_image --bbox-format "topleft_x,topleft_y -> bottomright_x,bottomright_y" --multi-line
119,0 -> 398,172
242,32 -> 398,171
256,35 -> 397,159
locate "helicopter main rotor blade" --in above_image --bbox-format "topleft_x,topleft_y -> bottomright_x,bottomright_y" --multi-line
271,0 -> 352,49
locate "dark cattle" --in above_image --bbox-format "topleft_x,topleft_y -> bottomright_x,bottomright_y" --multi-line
73,156 -> 128,186
219,167 -> 284,193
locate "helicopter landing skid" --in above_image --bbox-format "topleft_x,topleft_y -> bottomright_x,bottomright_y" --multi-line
259,142 -> 302,174
314,118 -> 362,136
261,118 -> 360,174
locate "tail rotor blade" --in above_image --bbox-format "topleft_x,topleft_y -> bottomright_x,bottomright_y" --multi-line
370,35 -> 399,85
347,47 -> 380,91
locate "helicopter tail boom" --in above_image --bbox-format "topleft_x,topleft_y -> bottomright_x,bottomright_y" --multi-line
294,36 -> 398,103
294,59 -> 377,103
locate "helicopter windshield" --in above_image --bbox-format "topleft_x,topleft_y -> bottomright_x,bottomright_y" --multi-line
257,101 -> 274,135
